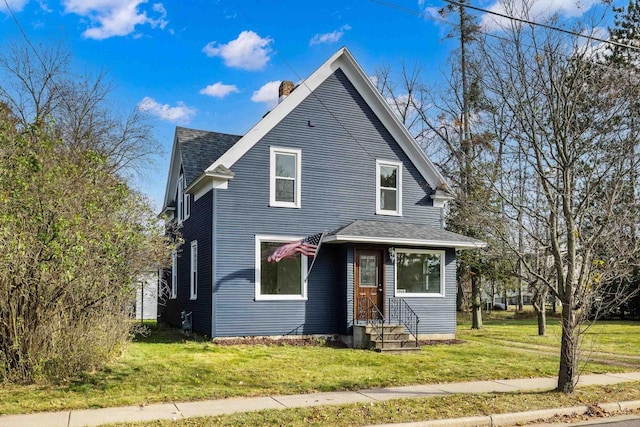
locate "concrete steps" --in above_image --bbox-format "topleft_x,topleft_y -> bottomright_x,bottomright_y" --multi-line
365,324 -> 421,353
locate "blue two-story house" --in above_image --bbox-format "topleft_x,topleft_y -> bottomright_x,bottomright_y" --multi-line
159,47 -> 484,345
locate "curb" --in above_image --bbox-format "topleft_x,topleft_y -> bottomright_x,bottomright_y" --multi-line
372,399 -> 640,427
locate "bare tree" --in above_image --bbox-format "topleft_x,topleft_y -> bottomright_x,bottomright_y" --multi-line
479,0 -> 640,392
0,42 -> 160,177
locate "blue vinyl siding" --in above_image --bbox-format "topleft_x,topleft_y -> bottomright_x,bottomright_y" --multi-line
212,69 -> 453,337
166,191 -> 213,335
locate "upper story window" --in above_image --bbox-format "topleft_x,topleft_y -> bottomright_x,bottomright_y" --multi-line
270,147 -> 301,208
395,249 -> 445,297
177,175 -> 183,222
177,173 -> 190,223
376,160 -> 402,216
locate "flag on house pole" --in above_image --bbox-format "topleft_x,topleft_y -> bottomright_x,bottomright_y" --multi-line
267,232 -> 325,263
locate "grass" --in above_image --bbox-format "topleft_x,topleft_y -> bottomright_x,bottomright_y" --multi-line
110,382 -> 640,427
457,311 -> 640,364
1,315 -> 639,416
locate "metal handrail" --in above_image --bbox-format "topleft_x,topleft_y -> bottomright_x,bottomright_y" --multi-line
356,296 -> 385,347
388,298 -> 420,347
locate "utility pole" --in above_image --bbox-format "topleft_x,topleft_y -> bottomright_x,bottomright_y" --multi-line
459,1 -> 482,329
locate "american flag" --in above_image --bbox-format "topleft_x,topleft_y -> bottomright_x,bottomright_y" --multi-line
267,232 -> 324,263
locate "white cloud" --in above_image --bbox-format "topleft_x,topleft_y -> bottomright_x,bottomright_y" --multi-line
38,0 -> 52,13
0,0 -> 30,13
421,6 -> 442,21
251,81 -> 281,108
309,24 -> 351,46
579,25 -> 610,58
62,0 -> 168,40
202,30 -> 273,71
137,96 -> 196,123
480,0 -> 598,31
199,82 -> 239,98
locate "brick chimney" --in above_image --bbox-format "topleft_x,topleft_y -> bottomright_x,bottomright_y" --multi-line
278,80 -> 295,103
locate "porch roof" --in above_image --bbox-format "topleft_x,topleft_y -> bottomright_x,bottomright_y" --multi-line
324,220 -> 486,249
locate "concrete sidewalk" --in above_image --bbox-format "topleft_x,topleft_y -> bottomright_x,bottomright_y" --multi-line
2,372 -> 640,427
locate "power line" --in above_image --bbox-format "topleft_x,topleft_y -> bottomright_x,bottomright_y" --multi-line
2,0 -> 75,125
441,0 -> 640,52
372,0 -> 640,53
232,3 -> 388,166
371,0 -> 639,77
3,0 -> 42,60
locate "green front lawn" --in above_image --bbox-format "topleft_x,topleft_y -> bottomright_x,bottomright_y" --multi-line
1,317 -> 639,415
458,312 -> 640,362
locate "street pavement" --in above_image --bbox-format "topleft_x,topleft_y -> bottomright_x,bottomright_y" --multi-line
535,414 -> 640,427
1,372 -> 640,427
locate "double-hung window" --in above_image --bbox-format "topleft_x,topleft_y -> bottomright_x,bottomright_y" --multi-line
170,250 -> 177,299
255,235 -> 307,301
177,174 -> 190,222
190,241 -> 197,300
395,249 -> 445,297
184,193 -> 190,220
177,175 -> 184,223
376,160 -> 402,216
270,147 -> 301,208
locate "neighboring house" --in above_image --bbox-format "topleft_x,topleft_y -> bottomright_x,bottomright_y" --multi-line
159,47 -> 485,343
134,272 -> 159,321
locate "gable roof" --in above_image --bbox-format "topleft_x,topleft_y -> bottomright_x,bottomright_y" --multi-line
162,127 -> 241,211
162,47 -> 451,214
326,220 -> 486,249
203,47 -> 448,193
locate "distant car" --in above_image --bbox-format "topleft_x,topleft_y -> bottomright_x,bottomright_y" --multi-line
492,303 -> 506,310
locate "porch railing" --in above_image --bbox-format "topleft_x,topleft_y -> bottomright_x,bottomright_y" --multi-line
356,296 -> 385,346
387,297 -> 420,347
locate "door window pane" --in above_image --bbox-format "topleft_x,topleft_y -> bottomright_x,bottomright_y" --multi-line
359,255 -> 377,287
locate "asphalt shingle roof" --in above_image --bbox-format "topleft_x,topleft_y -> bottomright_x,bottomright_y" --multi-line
176,126 -> 242,187
328,220 -> 486,248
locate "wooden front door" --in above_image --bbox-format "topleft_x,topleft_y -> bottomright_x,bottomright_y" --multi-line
354,249 -> 384,321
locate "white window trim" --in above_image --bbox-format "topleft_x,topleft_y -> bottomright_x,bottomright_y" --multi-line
269,147 -> 302,208
394,248 -> 445,298
177,174 -> 184,223
190,240 -> 198,300
254,234 -> 308,301
170,251 -> 177,299
376,159 -> 403,216
184,192 -> 191,220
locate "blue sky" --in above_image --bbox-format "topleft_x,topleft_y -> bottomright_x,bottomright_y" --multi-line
0,0 -> 621,210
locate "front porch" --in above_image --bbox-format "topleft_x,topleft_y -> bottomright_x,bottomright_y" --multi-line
352,296 -> 421,353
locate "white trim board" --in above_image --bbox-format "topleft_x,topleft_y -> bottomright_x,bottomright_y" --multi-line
324,234 -> 486,249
